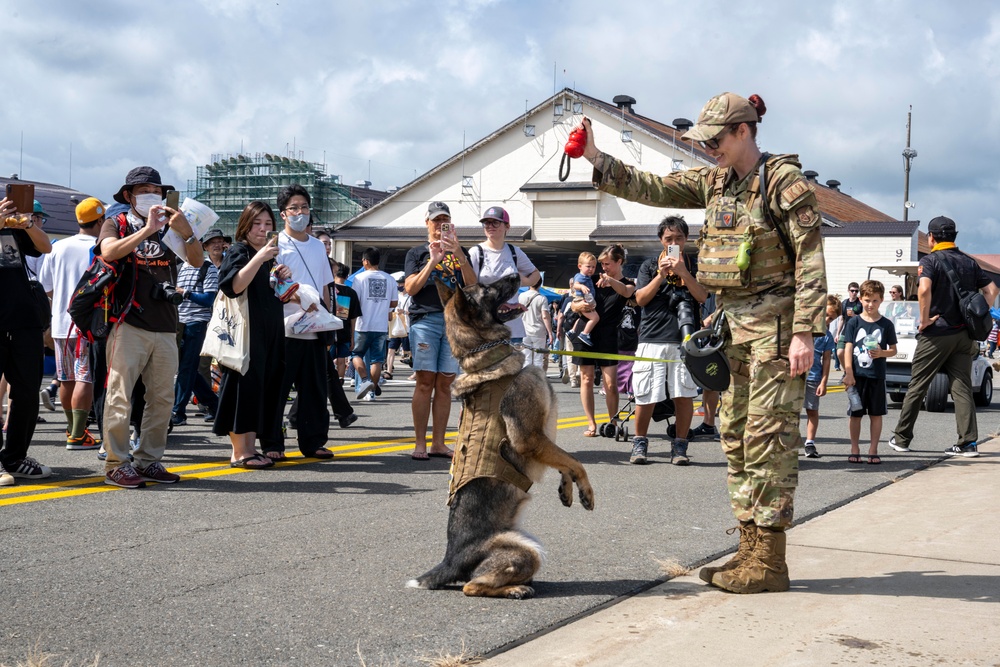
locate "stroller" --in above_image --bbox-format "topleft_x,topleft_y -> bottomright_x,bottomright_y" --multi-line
597,386 -> 675,442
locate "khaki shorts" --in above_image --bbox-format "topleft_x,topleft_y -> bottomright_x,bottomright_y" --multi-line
632,342 -> 698,406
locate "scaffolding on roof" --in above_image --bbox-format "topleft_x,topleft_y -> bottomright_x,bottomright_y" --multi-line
182,152 -> 385,238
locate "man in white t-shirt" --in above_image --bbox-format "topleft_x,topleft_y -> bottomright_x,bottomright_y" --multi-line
37,197 -> 103,450
518,277 -> 552,369
262,185 -> 338,461
350,247 -> 397,400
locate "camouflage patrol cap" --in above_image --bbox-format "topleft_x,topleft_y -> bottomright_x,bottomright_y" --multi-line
681,92 -> 760,142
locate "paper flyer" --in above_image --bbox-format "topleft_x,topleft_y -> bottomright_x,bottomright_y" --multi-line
161,198 -> 220,259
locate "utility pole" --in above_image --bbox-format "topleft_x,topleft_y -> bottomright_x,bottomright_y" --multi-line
902,106 -> 917,221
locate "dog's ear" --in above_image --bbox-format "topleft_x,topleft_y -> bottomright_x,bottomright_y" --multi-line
435,278 -> 457,305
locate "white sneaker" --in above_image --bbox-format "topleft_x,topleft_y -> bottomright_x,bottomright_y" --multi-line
40,388 -> 55,411
888,436 -> 910,452
364,392 -> 376,402
0,462 -> 14,487
355,379 -> 375,400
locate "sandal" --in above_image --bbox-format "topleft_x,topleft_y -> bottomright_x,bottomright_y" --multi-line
867,455 -> 882,465
427,450 -> 453,459
583,428 -> 598,437
382,372 -> 393,380
231,454 -> 274,469
264,451 -> 289,462
848,454 -> 862,464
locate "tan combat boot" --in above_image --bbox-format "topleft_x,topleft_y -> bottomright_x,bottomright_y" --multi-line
710,526 -> 790,594
699,522 -> 757,584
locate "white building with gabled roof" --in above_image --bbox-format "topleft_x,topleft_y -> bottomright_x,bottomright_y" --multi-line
331,88 -> 933,292
330,88 -> 717,285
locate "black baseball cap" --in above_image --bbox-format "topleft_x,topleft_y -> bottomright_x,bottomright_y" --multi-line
928,216 -> 957,237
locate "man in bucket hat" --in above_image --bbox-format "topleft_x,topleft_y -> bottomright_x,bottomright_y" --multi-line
98,166 -> 204,488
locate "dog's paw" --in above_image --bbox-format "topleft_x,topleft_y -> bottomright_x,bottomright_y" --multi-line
579,484 -> 595,511
505,585 -> 535,600
405,578 -> 428,589
558,472 -> 573,507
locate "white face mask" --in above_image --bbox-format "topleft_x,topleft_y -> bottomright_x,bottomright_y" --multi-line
132,193 -> 162,218
286,213 -> 309,232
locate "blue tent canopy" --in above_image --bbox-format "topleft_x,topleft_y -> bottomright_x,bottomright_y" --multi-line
518,285 -> 563,303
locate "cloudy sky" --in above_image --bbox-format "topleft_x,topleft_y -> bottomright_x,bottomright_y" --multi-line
4,1 -> 999,252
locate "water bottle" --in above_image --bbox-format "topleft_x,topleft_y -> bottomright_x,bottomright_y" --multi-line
846,385 -> 863,415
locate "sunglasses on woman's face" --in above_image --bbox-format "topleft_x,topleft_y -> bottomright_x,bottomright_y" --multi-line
697,125 -> 733,150
481,219 -> 504,228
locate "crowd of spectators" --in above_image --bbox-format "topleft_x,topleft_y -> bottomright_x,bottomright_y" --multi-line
3,173 -> 997,489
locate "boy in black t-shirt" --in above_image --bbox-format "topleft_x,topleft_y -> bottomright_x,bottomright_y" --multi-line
842,280 -> 897,465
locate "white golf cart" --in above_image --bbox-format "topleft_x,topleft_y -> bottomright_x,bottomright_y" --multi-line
867,263 -> 993,412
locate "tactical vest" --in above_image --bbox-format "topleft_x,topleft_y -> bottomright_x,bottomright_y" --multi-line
696,154 -> 796,293
448,373 -> 533,505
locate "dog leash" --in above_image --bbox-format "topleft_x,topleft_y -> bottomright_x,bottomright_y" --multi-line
464,338 -> 682,364
520,345 -> 683,364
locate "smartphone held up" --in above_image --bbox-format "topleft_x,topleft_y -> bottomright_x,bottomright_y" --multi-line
3,183 -> 34,227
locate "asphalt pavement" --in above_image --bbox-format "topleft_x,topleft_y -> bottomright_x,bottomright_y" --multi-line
1,370 -> 997,666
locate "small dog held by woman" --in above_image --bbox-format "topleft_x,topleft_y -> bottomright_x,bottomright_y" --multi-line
407,274 -> 594,599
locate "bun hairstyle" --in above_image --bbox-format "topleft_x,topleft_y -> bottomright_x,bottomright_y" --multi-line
598,243 -> 628,264
748,94 -> 767,122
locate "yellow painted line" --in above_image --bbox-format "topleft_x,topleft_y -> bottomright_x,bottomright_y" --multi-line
0,484 -> 119,506
2,411 -> 639,507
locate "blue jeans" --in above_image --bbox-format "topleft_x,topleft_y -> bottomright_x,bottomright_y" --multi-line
172,321 -> 219,418
409,312 -> 460,375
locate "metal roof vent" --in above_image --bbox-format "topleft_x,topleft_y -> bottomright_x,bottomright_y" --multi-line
672,118 -> 693,132
803,170 -> 819,182
825,179 -> 841,191
613,95 -> 637,114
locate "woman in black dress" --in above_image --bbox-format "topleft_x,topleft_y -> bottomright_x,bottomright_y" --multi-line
212,201 -> 290,468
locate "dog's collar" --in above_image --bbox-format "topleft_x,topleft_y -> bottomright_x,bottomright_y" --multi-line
465,339 -> 512,356
461,339 -> 515,373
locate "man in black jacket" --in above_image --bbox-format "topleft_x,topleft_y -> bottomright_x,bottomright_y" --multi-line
889,216 -> 999,457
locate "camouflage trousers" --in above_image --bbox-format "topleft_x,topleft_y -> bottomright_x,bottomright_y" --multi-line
719,335 -> 805,529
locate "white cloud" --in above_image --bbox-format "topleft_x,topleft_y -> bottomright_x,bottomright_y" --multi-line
2,0 -> 1000,253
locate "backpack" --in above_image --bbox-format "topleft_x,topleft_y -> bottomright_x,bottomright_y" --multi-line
937,254 -> 992,341
67,214 -> 138,341
473,243 -> 518,278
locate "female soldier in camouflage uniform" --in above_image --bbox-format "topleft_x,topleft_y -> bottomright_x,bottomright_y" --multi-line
578,92 -> 827,593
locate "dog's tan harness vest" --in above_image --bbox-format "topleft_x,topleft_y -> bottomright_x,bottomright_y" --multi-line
448,371 -> 533,505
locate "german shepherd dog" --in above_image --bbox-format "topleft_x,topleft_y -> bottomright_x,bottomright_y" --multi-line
407,274 -> 595,599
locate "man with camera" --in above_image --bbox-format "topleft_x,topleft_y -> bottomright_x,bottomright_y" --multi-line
98,166 -> 204,488
629,216 -> 707,466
